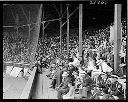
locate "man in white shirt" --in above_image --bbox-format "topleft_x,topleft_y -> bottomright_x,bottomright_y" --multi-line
68,55 -> 80,67
97,59 -> 113,73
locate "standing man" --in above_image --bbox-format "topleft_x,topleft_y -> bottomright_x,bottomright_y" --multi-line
55,65 -> 64,88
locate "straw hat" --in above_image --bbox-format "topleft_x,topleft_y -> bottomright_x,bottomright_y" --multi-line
79,70 -> 86,74
68,62 -> 73,66
73,71 -> 78,75
62,72 -> 69,77
51,64 -> 56,67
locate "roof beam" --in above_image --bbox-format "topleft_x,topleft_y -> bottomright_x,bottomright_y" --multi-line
61,7 -> 79,28
19,5 -> 29,22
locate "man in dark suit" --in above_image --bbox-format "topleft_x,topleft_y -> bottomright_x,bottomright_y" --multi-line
55,66 -> 63,88
49,66 -> 68,89
56,72 -> 72,99
81,73 -> 93,98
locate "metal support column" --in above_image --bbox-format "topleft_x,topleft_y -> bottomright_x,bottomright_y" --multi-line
67,4 -> 69,57
126,0 -> 128,82
60,4 -> 62,55
28,11 -> 31,61
16,14 -> 19,35
42,4 -> 45,41
41,4 -> 45,55
42,21 -> 45,54
114,4 -> 122,76
79,4 -> 83,62
28,11 -> 31,42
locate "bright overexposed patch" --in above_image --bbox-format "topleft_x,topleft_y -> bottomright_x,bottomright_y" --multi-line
10,67 -> 22,77
6,66 -> 13,75
23,68 -> 29,76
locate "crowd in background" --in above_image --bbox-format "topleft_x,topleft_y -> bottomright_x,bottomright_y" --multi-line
3,19 -> 126,100
3,32 -> 30,63
41,51 -> 125,99
3,19 -> 126,66
34,19 -> 126,100
35,35 -> 126,99
36,22 -> 126,70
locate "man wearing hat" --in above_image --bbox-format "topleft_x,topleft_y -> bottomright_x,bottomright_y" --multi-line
81,73 -> 93,98
68,54 -> 80,67
46,64 -> 56,78
50,66 -> 64,89
55,66 -> 63,88
69,64 -> 79,74
36,60 -> 42,74
56,71 -> 72,99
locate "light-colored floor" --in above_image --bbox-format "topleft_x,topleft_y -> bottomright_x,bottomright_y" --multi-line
3,74 -> 27,99
3,67 -> 57,99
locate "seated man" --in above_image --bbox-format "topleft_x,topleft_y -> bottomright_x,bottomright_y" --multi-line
46,64 -> 56,77
68,54 -> 80,68
36,60 -> 42,74
49,69 -> 57,89
97,58 -> 113,73
90,87 -> 102,99
81,73 -> 93,98
91,66 -> 103,85
49,67 -> 56,79
50,66 -> 63,89
99,88 -> 116,100
69,64 -> 78,74
86,57 -> 95,77
63,81 -> 75,99
56,72 -> 72,99
55,66 -> 63,88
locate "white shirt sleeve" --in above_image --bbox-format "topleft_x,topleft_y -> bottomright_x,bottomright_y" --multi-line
102,62 -> 113,72
73,58 -> 80,67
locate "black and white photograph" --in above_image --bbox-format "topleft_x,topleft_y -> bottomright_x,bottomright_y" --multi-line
3,0 -> 127,100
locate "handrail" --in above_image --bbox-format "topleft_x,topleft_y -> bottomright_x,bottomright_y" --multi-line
19,67 -> 37,99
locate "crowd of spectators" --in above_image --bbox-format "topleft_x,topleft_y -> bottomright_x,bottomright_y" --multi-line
3,19 -> 126,66
34,21 -> 126,100
39,48 -> 125,100
3,32 -> 30,63
3,19 -> 126,99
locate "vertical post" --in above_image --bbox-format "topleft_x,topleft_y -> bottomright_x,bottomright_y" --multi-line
79,4 -> 83,62
42,22 -> 45,41
28,11 -> 30,42
15,14 -> 19,62
30,4 -> 42,66
42,21 -> 45,54
60,4 -> 62,55
16,14 -> 19,35
28,11 -> 31,61
114,4 -> 122,76
42,4 -> 45,41
67,4 -> 69,57
30,4 -> 43,99
40,4 -> 45,55
126,0 -> 128,83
